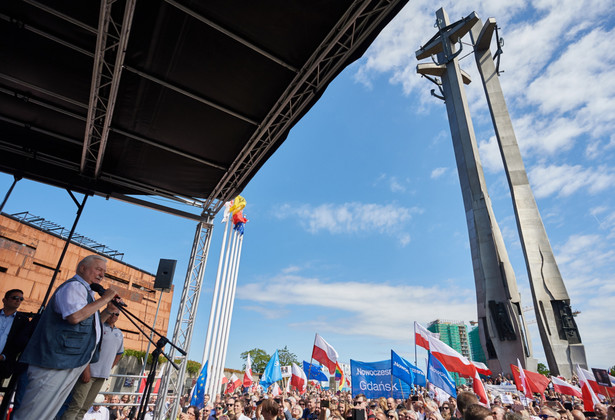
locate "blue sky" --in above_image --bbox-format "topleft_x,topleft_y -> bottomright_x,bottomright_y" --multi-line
1,0 -> 614,375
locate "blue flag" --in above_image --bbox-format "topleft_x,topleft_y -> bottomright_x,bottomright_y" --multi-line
303,361 -> 329,381
391,350 -> 415,387
408,361 -> 426,387
427,353 -> 457,398
190,361 -> 208,409
260,350 -> 282,388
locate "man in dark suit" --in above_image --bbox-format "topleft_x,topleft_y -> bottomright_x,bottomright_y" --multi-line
0,289 -> 30,381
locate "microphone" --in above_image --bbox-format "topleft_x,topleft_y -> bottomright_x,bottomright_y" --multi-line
90,283 -> 127,307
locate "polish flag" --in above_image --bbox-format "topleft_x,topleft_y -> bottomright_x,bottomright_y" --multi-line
578,367 -> 608,398
243,353 -> 254,387
290,362 -> 307,393
428,335 -> 476,378
577,365 -> 600,411
551,376 -> 582,398
312,333 -> 339,374
517,359 -> 533,399
226,374 -> 241,394
472,368 -> 490,406
272,382 -> 281,396
415,322 -> 439,350
472,361 -> 492,376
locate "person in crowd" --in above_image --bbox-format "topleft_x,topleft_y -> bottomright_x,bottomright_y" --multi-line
0,289 -> 29,381
464,404 -> 493,420
83,394 -> 110,420
12,255 -> 121,420
180,405 -> 202,420
456,392 -> 479,420
388,410 -> 400,420
61,307 -> 124,420
262,399 -> 282,420
440,402 -> 453,420
492,406 -> 506,420
304,397 -> 319,420
293,405 -> 305,420
108,395 -> 122,420
571,409 -> 586,420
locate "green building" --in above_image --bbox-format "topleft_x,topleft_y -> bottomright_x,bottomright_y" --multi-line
469,326 -> 487,364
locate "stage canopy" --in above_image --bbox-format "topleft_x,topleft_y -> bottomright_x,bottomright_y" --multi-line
0,0 -> 408,220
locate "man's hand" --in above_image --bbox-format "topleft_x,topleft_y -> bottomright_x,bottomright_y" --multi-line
80,365 -> 92,383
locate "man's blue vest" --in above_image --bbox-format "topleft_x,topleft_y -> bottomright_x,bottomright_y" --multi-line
20,277 -> 101,369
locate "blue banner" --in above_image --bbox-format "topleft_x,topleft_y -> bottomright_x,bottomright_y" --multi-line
351,359 -> 411,399
260,350 -> 282,388
427,353 -> 457,397
303,361 -> 329,381
391,350 -> 414,387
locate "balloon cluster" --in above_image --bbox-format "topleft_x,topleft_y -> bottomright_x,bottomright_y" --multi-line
227,196 -> 248,235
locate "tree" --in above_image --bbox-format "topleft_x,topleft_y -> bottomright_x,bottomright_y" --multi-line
240,348 -> 270,374
278,346 -> 299,367
537,362 -> 550,376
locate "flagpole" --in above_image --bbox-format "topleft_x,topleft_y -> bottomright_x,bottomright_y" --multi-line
399,379 -> 404,400
414,322 -> 418,366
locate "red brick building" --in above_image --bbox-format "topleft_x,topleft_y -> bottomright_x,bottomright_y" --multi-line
0,213 -> 173,351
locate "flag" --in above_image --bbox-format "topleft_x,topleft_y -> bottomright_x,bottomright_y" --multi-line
190,361 -> 208,409
336,362 -> 346,391
579,367 -> 606,396
391,350 -> 415,387
312,333 -> 339,374
551,376 -> 582,398
226,373 -> 241,394
260,350 -> 282,388
303,361 -> 329,381
272,382 -> 281,396
428,335 -> 475,377
577,365 -> 600,411
415,322 -> 439,350
335,363 -> 343,380
510,364 -> 550,394
517,359 -> 533,399
472,368 -> 489,406
427,352 -> 457,398
472,361 -> 492,376
243,353 -> 254,387
291,362 -> 307,393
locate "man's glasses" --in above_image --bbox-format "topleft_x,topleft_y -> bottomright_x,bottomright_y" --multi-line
9,296 -> 24,301
110,312 -> 120,316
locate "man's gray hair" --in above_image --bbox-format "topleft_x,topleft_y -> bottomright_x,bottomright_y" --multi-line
77,255 -> 107,272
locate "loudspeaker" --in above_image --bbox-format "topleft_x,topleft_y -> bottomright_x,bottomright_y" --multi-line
154,259 -> 176,292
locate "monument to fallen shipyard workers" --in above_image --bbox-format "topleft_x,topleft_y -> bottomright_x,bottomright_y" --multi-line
416,8 -> 588,377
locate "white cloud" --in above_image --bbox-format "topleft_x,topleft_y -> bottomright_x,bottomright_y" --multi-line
528,164 -> 615,198
430,167 -> 448,179
276,202 -> 422,245
478,136 -> 504,173
237,273 -> 476,340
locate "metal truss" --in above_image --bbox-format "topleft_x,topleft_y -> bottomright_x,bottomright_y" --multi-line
202,0 -> 403,214
155,217 -> 214,420
81,0 -> 136,178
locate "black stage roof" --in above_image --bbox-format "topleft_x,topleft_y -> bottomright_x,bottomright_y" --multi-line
0,0 -> 408,220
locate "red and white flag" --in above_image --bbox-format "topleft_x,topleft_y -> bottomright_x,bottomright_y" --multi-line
577,365 -> 600,411
290,362 -> 307,393
226,373 -> 241,394
243,353 -> 254,387
272,382 -> 281,396
472,368 -> 490,406
415,322 -> 439,350
551,376 -> 582,398
428,335 -> 476,378
472,361 -> 492,376
312,333 -> 339,374
517,359 -> 533,399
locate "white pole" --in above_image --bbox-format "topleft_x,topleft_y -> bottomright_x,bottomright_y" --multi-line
205,222 -> 234,396
211,228 -> 240,395
218,233 -> 244,384
202,218 -> 230,366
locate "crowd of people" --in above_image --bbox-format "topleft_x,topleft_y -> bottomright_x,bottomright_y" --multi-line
170,383 -> 614,420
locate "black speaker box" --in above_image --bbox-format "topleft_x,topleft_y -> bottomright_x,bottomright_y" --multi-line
154,259 -> 176,291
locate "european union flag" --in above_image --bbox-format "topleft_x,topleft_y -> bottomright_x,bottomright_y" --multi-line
260,350 -> 282,388
191,361 -> 208,409
427,353 -> 457,398
303,361 -> 328,381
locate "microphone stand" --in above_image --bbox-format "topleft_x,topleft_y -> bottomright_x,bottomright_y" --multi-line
109,301 -> 186,420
